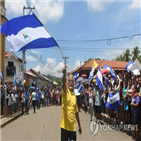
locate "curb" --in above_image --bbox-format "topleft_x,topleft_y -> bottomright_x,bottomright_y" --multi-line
1,110 -> 26,128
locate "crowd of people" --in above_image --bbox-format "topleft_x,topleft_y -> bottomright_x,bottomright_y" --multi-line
76,70 -> 141,141
0,82 -> 62,117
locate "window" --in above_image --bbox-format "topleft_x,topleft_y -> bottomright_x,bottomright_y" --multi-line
6,61 -> 16,76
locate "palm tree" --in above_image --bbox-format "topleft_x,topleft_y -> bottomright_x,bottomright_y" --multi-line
123,49 -> 131,62
132,46 -> 141,61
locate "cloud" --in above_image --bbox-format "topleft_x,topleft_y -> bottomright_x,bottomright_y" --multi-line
30,0 -> 64,23
26,55 -> 37,61
5,0 -> 27,19
34,58 -> 64,77
6,0 -> 64,23
128,0 -> 141,10
87,0 -> 115,12
47,57 -> 56,67
74,60 -> 84,69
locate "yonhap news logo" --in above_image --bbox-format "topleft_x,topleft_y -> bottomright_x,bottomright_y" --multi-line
90,121 -> 138,136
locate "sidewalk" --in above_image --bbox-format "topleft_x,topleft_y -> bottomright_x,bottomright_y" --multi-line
0,108 -> 26,128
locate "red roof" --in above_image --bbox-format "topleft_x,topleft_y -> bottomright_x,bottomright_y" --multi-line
69,60 -> 129,74
26,70 -> 38,78
5,51 -> 12,58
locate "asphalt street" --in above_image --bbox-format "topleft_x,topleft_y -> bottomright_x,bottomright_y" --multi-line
1,106 -> 132,141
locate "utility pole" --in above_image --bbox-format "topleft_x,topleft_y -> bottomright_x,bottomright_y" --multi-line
63,56 -> 69,69
22,6 -> 35,81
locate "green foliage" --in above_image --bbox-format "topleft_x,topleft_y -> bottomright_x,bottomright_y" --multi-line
114,47 -> 141,63
84,58 -> 101,63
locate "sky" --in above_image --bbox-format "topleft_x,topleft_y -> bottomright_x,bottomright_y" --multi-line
4,0 -> 141,78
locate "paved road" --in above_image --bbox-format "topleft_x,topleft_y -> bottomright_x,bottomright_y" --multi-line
1,106 -> 132,141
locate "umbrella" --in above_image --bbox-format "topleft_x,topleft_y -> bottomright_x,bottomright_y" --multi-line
81,74 -> 87,78
76,77 -> 84,82
30,86 -> 35,90
81,78 -> 88,83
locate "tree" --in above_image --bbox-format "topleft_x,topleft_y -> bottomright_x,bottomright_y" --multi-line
122,49 -> 131,62
84,58 -> 101,63
132,46 -> 141,62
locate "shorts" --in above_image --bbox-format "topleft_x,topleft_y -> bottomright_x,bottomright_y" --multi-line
95,105 -> 101,113
61,128 -> 76,141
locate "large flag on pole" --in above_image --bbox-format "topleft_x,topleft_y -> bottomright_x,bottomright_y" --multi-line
88,59 -> 98,84
0,71 -> 3,81
14,72 -> 16,86
74,73 -> 79,82
96,66 -> 103,91
1,14 -> 58,52
106,90 -> 121,110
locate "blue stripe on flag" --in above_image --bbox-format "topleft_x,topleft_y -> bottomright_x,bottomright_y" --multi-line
106,91 -> 121,110
1,15 -> 42,36
18,38 -> 57,51
96,66 -> 103,91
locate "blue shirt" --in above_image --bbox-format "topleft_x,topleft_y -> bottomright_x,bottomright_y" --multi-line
36,91 -> 41,101
24,92 -> 29,101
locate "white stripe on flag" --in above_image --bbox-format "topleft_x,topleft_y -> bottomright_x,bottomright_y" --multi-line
107,92 -> 120,104
7,27 -> 51,51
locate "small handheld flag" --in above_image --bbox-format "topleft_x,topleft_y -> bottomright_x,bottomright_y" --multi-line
96,66 -> 103,91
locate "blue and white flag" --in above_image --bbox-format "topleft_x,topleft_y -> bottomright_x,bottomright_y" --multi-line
0,71 -> 3,81
14,72 -> 16,86
74,73 -> 79,82
104,74 -> 108,87
103,65 -> 116,79
96,66 -> 103,91
19,74 -> 22,88
1,14 -> 58,52
106,90 -> 121,110
77,83 -> 83,93
88,66 -> 94,85
125,62 -> 133,72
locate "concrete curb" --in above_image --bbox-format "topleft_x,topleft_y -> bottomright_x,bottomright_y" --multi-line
1,110 -> 26,128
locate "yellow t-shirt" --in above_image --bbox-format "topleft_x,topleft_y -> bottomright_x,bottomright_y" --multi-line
60,88 -> 78,131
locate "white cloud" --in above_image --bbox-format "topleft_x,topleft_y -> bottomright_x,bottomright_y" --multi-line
30,0 -> 64,23
87,0 -> 115,12
26,55 -> 37,61
5,1 -> 25,18
128,0 -> 141,10
47,57 -> 56,67
34,57 -> 64,77
6,0 -> 64,23
74,60 -> 84,69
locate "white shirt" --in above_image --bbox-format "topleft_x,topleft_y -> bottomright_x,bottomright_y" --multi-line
11,94 -> 18,103
89,92 -> 93,104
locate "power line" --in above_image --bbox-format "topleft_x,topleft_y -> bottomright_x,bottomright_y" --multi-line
27,50 -> 62,73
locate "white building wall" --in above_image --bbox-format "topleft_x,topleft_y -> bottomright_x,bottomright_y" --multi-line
5,54 -> 23,83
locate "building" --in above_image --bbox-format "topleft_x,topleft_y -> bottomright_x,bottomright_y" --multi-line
5,51 -> 26,83
69,60 -> 129,76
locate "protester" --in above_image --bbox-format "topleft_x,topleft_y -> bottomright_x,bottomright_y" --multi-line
31,89 -> 37,114
11,90 -> 18,115
60,67 -> 82,141
24,89 -> 30,115
131,86 -> 140,141
21,89 -> 25,116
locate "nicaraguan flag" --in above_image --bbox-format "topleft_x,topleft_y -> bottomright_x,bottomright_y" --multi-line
0,71 -> 3,81
1,14 -> 58,51
74,73 -> 79,82
96,66 -> 103,91
104,74 -> 108,87
88,59 -> 98,85
19,74 -> 22,88
14,72 -> 16,86
103,65 -> 116,79
125,62 -> 133,72
77,83 -> 83,93
106,90 -> 121,110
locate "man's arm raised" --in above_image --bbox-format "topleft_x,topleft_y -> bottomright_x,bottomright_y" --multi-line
62,67 -> 67,94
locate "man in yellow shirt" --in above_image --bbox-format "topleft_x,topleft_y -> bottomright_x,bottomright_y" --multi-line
60,67 -> 82,141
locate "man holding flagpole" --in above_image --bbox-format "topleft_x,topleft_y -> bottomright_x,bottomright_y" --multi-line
60,67 -> 82,141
